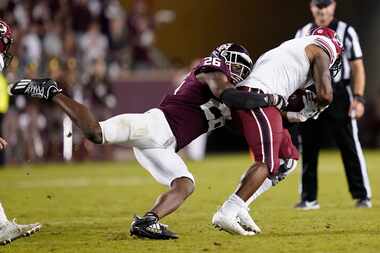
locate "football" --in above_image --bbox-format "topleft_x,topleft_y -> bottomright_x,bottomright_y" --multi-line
286,89 -> 306,112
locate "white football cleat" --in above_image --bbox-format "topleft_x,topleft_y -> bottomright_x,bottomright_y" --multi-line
0,219 -> 41,245
237,208 -> 262,234
294,200 -> 320,210
212,209 -> 256,236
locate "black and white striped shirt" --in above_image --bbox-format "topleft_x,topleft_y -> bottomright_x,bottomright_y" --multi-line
295,20 -> 363,84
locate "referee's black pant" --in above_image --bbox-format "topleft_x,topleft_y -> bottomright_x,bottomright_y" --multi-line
299,84 -> 371,201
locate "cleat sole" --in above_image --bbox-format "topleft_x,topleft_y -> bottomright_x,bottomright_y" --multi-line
0,224 -> 41,246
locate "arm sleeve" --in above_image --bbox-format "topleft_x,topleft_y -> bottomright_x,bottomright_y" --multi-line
220,88 -> 273,109
345,26 -> 363,61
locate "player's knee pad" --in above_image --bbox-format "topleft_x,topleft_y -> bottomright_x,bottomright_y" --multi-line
99,115 -> 132,144
99,113 -> 151,145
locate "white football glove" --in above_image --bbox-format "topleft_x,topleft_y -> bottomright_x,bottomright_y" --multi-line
300,90 -> 319,118
286,90 -> 327,123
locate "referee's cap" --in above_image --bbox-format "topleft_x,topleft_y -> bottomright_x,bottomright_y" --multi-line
311,0 -> 334,8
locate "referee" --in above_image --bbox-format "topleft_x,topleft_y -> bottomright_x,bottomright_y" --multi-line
294,0 -> 372,209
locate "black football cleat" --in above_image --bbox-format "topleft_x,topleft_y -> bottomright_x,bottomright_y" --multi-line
130,214 -> 178,240
9,78 -> 62,100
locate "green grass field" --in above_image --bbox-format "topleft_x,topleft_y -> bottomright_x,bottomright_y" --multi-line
0,150 -> 379,253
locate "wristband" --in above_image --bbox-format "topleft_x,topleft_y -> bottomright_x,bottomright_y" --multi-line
353,94 -> 365,105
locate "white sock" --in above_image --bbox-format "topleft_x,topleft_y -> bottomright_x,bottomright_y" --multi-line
245,178 -> 273,206
0,202 -> 8,225
220,194 -> 247,217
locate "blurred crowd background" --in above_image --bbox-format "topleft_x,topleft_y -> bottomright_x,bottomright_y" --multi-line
0,0 -> 379,165
0,0 -> 178,164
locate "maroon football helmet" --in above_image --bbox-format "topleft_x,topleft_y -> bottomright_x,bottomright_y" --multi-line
0,20 -> 13,72
211,43 -> 253,84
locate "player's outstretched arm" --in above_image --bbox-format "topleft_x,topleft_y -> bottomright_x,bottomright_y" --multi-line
196,72 -> 287,110
9,79 -> 103,144
308,45 -> 333,106
53,94 -> 103,144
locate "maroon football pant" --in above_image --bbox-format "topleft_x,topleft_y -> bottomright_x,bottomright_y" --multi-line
234,106 -> 299,175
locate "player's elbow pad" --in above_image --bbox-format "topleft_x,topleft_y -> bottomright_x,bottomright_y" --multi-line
220,88 -> 269,109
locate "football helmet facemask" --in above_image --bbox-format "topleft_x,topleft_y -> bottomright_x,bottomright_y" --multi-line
212,43 -> 253,84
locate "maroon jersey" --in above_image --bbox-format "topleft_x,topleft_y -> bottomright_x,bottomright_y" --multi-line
159,57 -> 232,151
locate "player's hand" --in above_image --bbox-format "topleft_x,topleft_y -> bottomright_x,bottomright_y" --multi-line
0,137 -> 8,150
9,78 -> 62,100
349,99 -> 365,119
285,91 -> 324,123
299,90 -> 319,119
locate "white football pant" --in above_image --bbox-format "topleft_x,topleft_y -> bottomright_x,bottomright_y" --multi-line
99,108 -> 195,186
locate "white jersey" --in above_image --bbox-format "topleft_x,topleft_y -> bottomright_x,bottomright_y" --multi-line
238,35 -> 337,99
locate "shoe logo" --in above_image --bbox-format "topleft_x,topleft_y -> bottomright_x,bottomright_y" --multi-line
146,223 -> 162,234
15,80 -> 31,90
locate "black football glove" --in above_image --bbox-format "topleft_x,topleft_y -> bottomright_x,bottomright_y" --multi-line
9,78 -> 62,100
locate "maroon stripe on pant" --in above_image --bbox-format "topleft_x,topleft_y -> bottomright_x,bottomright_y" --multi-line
251,108 -> 274,172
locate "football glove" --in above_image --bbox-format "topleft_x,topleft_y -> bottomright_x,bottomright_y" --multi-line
9,78 -> 62,100
286,90 -> 327,122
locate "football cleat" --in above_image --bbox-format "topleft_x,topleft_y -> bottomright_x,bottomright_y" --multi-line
130,214 -> 178,240
9,78 -> 62,100
0,219 -> 41,246
294,200 -> 320,211
271,159 -> 298,186
236,207 -> 261,234
356,198 -> 372,208
212,209 -> 256,236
